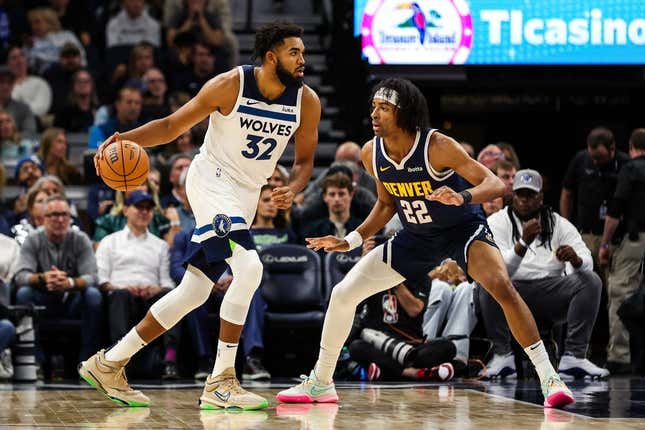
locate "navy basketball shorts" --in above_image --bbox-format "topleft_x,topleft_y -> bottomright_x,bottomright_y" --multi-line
383,220 -> 498,282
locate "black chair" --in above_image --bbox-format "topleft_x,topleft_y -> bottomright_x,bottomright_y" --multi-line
323,248 -> 362,304
259,244 -> 323,376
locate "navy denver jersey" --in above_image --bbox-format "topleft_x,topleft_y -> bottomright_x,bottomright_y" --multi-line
373,128 -> 485,237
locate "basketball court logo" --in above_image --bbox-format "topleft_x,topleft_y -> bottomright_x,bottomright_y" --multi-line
360,0 -> 473,64
212,214 -> 232,238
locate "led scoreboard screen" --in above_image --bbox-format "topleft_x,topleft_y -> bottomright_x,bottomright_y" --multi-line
355,0 -> 645,65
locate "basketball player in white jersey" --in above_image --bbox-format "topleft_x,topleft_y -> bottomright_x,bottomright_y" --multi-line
79,22 -> 321,410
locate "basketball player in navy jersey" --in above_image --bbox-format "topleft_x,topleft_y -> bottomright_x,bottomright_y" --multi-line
80,22 -> 321,410
278,78 -> 574,409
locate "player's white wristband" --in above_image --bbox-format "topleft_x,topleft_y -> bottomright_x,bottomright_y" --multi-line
344,230 -> 363,251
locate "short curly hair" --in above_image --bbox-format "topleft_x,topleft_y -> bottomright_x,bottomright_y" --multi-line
253,21 -> 304,62
370,78 -> 430,135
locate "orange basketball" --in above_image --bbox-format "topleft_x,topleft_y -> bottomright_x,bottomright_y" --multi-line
98,140 -> 150,192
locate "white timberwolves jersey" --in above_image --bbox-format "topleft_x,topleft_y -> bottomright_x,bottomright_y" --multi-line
199,65 -> 303,188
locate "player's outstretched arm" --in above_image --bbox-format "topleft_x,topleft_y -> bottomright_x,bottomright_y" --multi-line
272,86 -> 321,209
94,69 -> 239,170
426,132 -> 505,205
305,140 -> 396,253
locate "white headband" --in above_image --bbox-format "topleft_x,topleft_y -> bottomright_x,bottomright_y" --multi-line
373,87 -> 400,107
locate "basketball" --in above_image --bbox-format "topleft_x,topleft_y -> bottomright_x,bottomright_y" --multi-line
98,140 -> 149,191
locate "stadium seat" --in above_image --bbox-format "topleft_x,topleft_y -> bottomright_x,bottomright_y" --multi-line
258,244 -> 324,375
323,248 -> 362,304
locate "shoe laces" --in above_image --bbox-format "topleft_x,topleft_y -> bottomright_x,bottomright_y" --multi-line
210,373 -> 246,395
545,374 -> 568,392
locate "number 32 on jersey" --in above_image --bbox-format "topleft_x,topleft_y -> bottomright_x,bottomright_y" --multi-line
241,134 -> 277,160
400,200 -> 433,224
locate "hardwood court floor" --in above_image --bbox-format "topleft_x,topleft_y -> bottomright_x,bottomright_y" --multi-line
0,378 -> 644,429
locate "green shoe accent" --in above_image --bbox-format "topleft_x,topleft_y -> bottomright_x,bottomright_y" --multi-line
200,399 -> 268,411
80,374 -> 98,390
228,239 -> 237,251
82,373 -> 148,407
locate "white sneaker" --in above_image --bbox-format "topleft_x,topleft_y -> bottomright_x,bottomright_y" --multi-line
0,349 -> 13,379
479,353 -> 516,379
558,354 -> 610,380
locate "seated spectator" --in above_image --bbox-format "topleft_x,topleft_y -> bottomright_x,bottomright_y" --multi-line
53,69 -> 98,132
424,259 -> 478,376
482,196 -> 503,217
490,159 -> 517,206
0,66 -> 37,138
268,164 -> 289,188
169,227 -> 270,380
164,167 -> 194,232
110,41 -> 155,96
26,7 -> 86,74
342,239 -> 456,381
141,67 -> 170,121
160,153 -> 192,208
300,142 -> 376,203
14,195 -> 102,363
166,0 -> 234,70
0,231 -> 18,379
496,142 -> 521,169
9,155 -> 44,216
88,85 -> 143,150
476,144 -> 504,169
86,183 -> 115,222
46,0 -> 94,47
0,166 -> 10,236
294,163 -> 375,229
480,169 -> 608,379
93,178 -> 171,244
168,90 -> 191,113
460,141 -> 475,158
172,40 -> 223,96
11,187 -> 48,246
0,110 -> 38,161
7,45 -> 52,117
95,190 -> 178,378
297,171 -> 362,248
37,128 -> 82,185
250,184 -> 296,251
106,0 -> 161,48
43,42 -> 83,114
164,31 -> 196,92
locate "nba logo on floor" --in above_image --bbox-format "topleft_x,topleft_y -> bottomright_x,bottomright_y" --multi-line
212,214 -> 232,237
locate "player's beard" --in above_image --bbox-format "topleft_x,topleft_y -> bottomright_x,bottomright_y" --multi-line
276,60 -> 304,88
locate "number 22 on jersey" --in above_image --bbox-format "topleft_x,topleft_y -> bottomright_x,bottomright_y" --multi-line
400,200 -> 433,224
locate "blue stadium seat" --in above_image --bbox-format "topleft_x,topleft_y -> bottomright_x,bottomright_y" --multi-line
323,248 -> 362,303
258,244 -> 324,376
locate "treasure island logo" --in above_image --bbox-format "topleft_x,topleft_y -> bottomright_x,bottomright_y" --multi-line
361,0 -> 473,64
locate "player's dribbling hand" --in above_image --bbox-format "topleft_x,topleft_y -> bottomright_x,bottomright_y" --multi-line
93,132 -> 120,176
305,235 -> 350,252
271,186 -> 295,209
426,186 -> 463,206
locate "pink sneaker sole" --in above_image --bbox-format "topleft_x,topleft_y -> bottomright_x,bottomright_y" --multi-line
275,393 -> 338,403
544,391 -> 575,408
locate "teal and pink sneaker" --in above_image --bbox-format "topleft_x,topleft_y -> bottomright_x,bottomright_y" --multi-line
276,372 -> 339,403
542,373 -> 575,408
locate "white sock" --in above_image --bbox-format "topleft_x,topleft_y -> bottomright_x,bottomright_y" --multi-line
313,345 -> 338,384
105,328 -> 147,362
524,340 -> 557,383
212,340 -> 238,377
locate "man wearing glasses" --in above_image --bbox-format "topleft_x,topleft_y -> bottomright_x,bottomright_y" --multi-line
14,195 -> 102,363
95,190 -> 178,378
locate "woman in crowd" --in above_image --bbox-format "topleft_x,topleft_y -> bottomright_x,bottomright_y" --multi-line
37,128 -> 82,185
0,111 -> 37,161
53,69 -> 98,132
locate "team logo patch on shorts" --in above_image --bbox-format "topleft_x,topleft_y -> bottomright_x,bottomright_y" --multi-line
212,214 -> 232,238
